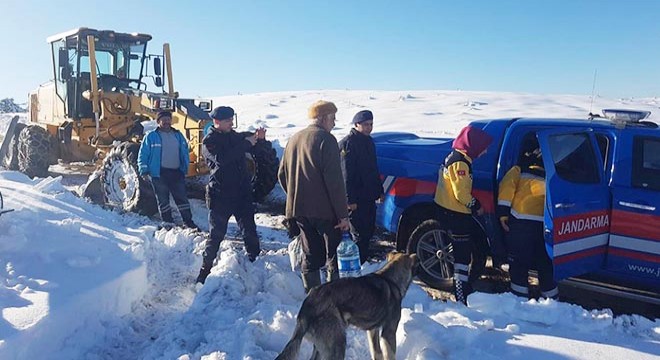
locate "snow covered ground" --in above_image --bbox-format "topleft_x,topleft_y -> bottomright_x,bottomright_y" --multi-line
1,90 -> 659,359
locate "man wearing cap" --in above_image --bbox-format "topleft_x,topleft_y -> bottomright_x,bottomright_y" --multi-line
338,110 -> 384,264
278,100 -> 350,293
196,106 -> 266,284
138,110 -> 198,229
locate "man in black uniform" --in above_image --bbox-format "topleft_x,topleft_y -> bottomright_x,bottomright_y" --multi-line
196,106 -> 266,284
339,110 -> 384,264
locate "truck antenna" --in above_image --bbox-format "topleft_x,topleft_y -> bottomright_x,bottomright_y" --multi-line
588,69 -> 598,118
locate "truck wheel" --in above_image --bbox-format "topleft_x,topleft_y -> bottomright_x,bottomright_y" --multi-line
100,142 -> 158,216
2,123 -> 26,170
17,125 -> 51,178
249,139 -> 279,202
407,220 -> 455,290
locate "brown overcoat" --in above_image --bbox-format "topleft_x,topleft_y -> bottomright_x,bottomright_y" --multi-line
278,124 -> 349,221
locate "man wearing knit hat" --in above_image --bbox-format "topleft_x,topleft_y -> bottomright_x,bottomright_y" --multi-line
278,100 -> 350,292
138,110 -> 198,230
338,110 -> 383,264
196,106 -> 266,284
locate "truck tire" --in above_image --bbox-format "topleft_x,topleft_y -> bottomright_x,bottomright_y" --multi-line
100,142 -> 158,216
249,139 -> 279,202
407,219 -> 455,290
2,123 -> 26,170
17,125 -> 51,178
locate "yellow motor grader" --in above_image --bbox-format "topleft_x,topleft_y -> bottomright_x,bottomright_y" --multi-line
1,28 -> 278,215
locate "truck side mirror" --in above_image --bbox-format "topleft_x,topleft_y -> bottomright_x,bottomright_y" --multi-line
153,57 -> 162,76
154,76 -> 163,87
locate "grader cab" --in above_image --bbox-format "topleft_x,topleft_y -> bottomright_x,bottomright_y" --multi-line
2,28 -> 278,215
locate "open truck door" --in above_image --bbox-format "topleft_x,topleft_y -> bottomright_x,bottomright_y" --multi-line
537,129 -> 610,280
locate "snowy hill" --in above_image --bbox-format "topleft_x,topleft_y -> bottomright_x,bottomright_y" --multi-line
1,90 -> 659,360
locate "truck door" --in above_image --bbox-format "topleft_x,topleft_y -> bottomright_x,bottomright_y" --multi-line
608,133 -> 660,285
537,129 -> 610,280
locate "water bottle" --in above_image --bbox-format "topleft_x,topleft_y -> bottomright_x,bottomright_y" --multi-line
337,232 -> 361,278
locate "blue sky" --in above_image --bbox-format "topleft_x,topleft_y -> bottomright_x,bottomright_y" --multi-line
1,0 -> 659,102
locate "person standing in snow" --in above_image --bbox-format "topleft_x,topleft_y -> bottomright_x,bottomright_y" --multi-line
138,110 -> 198,230
278,100 -> 350,293
434,125 -> 493,305
498,134 -> 558,299
338,110 -> 383,264
196,106 -> 266,284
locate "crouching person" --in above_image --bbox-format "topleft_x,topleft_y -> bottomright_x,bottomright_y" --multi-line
498,134 -> 558,299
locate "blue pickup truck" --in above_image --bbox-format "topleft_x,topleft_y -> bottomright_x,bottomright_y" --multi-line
374,110 -> 660,301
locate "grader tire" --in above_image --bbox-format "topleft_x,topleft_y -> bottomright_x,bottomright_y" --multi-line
2,123 -> 26,170
17,125 -> 51,178
250,139 -> 279,202
100,142 -> 158,216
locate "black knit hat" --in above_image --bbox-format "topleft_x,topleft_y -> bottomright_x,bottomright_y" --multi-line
352,110 -> 373,124
156,110 -> 172,121
210,106 -> 235,120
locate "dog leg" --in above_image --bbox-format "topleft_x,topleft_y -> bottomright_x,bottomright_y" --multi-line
380,322 -> 398,360
367,328 -> 384,360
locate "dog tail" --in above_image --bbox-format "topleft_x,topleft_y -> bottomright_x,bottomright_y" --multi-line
275,317 -> 308,360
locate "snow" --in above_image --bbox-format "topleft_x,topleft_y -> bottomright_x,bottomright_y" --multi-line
1,90 -> 659,360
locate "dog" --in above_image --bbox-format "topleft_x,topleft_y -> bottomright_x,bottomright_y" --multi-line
275,252 -> 419,360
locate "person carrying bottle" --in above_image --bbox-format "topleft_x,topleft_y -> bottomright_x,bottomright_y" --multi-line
339,110 -> 384,264
434,125 -> 493,305
278,100 -> 350,293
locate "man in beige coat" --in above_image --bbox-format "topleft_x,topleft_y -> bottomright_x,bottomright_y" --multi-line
278,100 -> 350,292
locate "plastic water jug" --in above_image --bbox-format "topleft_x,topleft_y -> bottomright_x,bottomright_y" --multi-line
337,232 -> 361,278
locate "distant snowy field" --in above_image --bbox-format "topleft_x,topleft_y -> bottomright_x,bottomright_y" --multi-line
1,90 -> 659,360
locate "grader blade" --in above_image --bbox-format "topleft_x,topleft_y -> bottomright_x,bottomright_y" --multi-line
80,169 -> 105,205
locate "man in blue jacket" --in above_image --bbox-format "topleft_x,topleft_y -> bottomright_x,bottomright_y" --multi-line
339,110 -> 384,264
138,110 -> 197,229
196,106 -> 265,284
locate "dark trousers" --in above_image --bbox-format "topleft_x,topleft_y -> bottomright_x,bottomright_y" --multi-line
506,217 -> 557,297
349,201 -> 376,264
442,208 -> 480,303
151,168 -> 193,224
296,217 -> 342,278
201,195 -> 260,271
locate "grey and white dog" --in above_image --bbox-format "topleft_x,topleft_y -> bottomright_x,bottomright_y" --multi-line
276,252 -> 419,360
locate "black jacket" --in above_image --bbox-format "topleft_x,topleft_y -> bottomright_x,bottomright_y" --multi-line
339,128 -> 383,204
202,128 -> 252,199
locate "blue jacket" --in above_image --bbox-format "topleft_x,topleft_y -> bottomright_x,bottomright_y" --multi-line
138,128 -> 190,178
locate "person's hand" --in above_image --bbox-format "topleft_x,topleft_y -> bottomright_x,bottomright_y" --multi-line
500,217 -> 510,232
348,203 -> 357,211
246,134 -> 257,146
255,127 -> 266,140
376,194 -> 385,204
335,217 -> 350,231
141,174 -> 151,182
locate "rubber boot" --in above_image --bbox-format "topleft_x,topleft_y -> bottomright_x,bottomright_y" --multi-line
302,271 -> 321,293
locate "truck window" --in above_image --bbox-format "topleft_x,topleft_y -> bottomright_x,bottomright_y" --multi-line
632,136 -> 660,191
547,133 -> 600,184
595,134 -> 609,171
